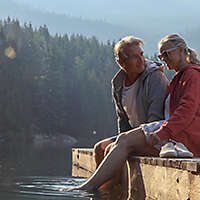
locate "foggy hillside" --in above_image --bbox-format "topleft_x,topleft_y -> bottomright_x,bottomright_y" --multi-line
1,0 -> 200,55
0,0 -> 132,42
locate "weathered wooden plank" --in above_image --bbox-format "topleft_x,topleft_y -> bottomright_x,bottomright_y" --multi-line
72,163 -> 93,178
72,148 -> 95,178
129,159 -> 200,200
72,148 -> 200,200
132,156 -> 200,173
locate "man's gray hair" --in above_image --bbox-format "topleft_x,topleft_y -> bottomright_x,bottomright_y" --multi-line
114,36 -> 143,62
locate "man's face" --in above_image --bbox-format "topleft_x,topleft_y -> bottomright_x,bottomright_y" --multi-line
120,45 -> 145,74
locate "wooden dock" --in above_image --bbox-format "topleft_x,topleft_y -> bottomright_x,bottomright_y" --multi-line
72,148 -> 200,200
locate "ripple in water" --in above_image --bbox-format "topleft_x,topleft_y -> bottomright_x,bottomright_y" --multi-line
0,176 -> 95,200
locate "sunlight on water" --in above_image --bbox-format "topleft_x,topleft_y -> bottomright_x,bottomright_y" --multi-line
0,176 -> 129,200
0,176 -> 95,200
0,145 -> 128,199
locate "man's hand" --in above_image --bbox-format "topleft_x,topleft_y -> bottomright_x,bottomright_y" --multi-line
149,132 -> 161,146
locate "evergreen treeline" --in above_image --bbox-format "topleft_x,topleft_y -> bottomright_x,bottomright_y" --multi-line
0,17 -> 118,146
0,18 -> 174,147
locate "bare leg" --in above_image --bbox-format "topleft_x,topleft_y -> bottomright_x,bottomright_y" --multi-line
68,127 -> 158,191
121,161 -> 129,191
98,142 -> 122,190
94,138 -> 114,169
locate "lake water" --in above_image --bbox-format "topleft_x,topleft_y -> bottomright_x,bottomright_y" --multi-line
0,141 -> 127,200
0,176 -> 96,200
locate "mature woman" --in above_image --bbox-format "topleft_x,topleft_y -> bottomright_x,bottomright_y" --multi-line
65,34 -> 200,191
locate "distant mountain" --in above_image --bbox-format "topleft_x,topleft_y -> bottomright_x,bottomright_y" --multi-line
0,0 -> 133,42
12,0 -> 199,23
1,0 -> 200,55
12,0 -> 200,29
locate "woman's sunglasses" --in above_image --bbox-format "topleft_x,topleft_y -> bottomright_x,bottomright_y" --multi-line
158,47 -> 178,60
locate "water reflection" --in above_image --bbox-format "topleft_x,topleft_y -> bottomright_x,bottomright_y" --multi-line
0,176 -> 93,200
0,139 -> 73,177
0,176 -> 132,200
0,141 -> 94,199
0,142 -> 133,200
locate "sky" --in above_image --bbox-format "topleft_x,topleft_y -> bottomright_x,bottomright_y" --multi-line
6,0 -> 200,54
12,0 -> 200,36
13,0 -> 199,21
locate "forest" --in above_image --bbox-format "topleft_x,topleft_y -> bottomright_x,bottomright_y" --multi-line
0,18 -> 173,147
0,17 -> 120,147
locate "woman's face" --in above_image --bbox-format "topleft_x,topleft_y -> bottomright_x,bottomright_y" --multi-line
159,42 -> 181,71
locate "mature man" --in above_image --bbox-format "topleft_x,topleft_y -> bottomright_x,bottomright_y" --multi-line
94,36 -> 168,170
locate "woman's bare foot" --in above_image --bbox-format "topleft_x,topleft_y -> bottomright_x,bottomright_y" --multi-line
59,186 -> 79,192
59,183 -> 95,192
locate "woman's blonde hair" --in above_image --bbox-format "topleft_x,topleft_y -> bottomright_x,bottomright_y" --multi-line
158,34 -> 200,65
114,36 -> 143,62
